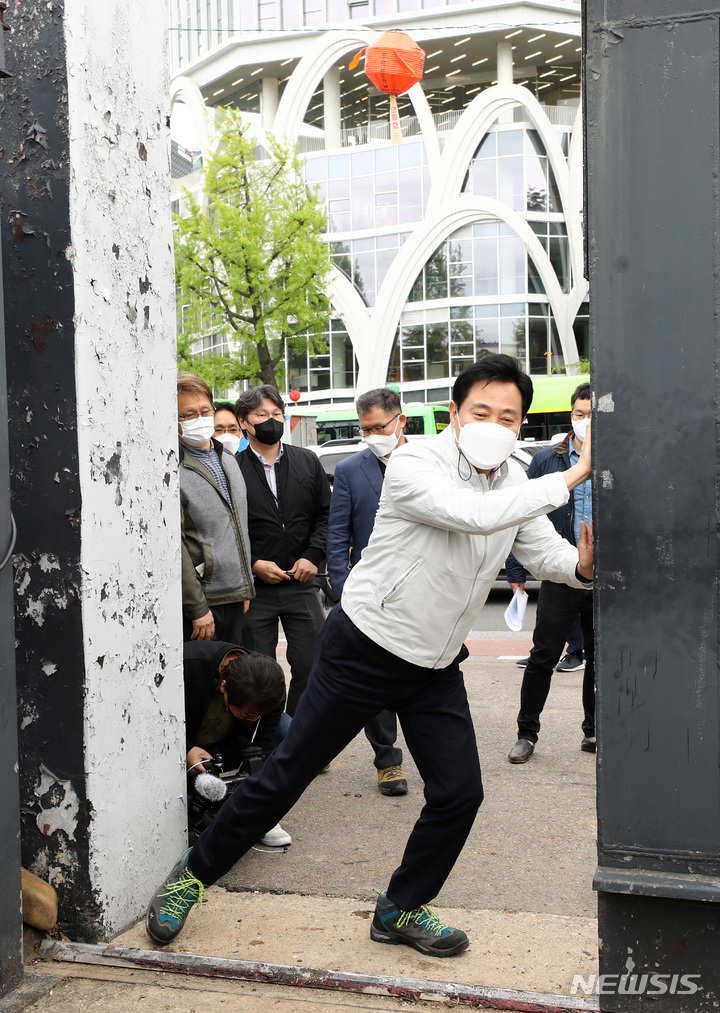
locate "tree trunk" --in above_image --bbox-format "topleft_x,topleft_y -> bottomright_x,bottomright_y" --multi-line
255,334 -> 278,389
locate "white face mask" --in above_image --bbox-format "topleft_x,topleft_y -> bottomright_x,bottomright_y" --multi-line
179,415 -> 216,448
572,418 -> 589,442
216,432 -> 241,455
456,421 -> 517,470
363,419 -> 400,459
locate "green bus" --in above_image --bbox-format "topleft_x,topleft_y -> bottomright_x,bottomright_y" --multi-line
315,403 -> 451,444
522,373 -> 591,441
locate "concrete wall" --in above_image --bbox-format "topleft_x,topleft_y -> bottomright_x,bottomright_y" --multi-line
2,0 -> 186,939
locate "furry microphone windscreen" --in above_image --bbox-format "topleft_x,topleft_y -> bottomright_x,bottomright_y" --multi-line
194,772 -> 228,801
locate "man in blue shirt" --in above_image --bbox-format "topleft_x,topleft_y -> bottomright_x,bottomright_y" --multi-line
508,382 -> 594,763
327,388 -> 409,796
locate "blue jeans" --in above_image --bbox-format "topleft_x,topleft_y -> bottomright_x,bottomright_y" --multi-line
275,711 -> 291,747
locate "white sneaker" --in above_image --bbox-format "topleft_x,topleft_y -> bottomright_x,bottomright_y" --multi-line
259,823 -> 292,847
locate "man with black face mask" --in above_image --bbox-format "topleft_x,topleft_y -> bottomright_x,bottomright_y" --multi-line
236,385 -> 331,715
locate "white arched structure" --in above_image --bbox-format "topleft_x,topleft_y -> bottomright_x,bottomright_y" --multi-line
357,195 -> 580,391
274,30 -> 378,144
170,76 -> 212,165
327,266 -> 371,363
431,84 -> 584,288
567,104 -> 589,313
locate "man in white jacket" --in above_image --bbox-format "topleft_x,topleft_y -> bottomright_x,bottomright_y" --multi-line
147,354 -> 593,957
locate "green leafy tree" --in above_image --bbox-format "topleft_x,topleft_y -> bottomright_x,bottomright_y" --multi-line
174,109 -> 333,390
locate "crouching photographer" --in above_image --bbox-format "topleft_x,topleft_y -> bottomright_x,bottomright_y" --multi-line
183,641 -> 291,847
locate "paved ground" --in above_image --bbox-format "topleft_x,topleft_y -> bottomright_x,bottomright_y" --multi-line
18,587 -> 600,1011
214,652 -> 596,918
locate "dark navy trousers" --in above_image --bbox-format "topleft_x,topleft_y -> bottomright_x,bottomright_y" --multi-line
364,709 -> 403,769
189,606 -> 484,911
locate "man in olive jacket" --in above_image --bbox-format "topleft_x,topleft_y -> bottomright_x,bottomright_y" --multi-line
178,373 -> 254,643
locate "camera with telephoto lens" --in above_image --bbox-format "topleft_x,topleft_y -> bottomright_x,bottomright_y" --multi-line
187,745 -> 264,838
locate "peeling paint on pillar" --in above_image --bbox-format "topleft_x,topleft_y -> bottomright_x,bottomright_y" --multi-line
1,0 -> 185,941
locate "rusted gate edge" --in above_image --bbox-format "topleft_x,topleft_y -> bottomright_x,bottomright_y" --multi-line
38,940 -> 599,1013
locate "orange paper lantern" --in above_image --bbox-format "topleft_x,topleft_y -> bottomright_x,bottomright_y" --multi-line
362,30 -> 425,96
349,32 -> 425,144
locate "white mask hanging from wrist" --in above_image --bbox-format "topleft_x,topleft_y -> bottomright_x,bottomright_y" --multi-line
456,422 -> 517,470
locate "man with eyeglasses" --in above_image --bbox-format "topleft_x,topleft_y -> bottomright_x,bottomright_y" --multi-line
213,401 -> 248,458
507,381 -> 595,764
235,385 -> 331,715
178,373 -> 254,644
327,387 -> 410,797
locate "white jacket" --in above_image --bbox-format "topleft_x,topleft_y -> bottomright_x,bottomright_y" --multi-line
341,425 -> 585,669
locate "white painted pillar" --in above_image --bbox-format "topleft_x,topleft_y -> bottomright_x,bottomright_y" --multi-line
4,0 -> 187,941
323,66 -> 342,150
69,0 -> 186,938
262,76 -> 279,132
496,42 -> 514,123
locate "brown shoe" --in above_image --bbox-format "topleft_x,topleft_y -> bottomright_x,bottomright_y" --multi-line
508,739 -> 535,764
378,764 -> 408,796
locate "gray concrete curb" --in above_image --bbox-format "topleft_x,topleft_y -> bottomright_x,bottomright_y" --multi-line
38,940 -> 600,1013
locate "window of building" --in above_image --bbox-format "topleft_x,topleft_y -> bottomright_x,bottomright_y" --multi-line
213,0 -> 220,42
530,220 -> 570,292
348,0 -> 371,19
388,299 -> 564,384
304,143 -> 428,235
329,233 -> 410,306
258,0 -> 277,29
285,319 -> 358,394
464,126 -> 564,216
573,302 -> 589,364
302,0 -> 321,26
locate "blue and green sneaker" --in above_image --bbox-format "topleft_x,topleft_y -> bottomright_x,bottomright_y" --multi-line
146,849 -> 206,944
370,891 -> 469,957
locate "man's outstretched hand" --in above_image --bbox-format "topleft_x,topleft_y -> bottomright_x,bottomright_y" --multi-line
578,520 -> 593,580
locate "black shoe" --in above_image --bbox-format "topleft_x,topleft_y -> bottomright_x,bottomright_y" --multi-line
146,849 -> 206,944
556,653 -> 584,672
508,738 -> 535,763
515,656 -> 530,668
370,891 -> 469,957
581,736 -> 597,753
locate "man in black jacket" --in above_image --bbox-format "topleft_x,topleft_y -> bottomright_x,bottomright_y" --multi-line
183,640 -> 291,846
236,385 -> 331,715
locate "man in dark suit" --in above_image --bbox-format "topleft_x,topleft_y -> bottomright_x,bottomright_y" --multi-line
327,388 -> 409,796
